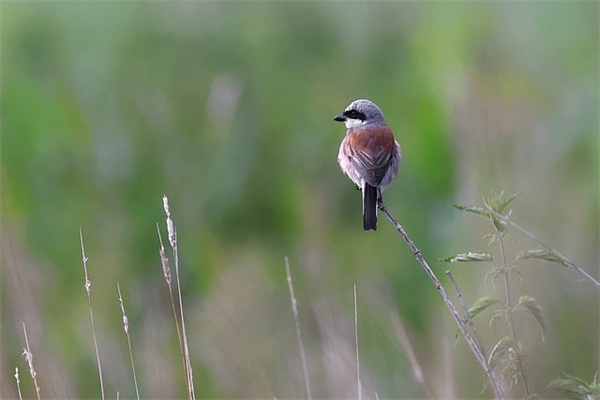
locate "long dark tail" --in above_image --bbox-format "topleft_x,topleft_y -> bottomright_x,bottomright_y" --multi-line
363,184 -> 378,231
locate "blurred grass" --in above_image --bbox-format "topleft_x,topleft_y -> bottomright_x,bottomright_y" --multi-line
1,1 -> 598,399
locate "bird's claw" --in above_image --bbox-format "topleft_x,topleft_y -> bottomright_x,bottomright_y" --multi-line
377,195 -> 384,210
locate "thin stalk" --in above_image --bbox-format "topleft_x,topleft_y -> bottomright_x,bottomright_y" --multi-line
80,228 -> 105,400
379,204 -> 505,399
117,283 -> 140,400
446,271 -> 487,362
284,257 -> 312,400
21,323 -> 41,400
487,208 -> 599,288
498,232 -> 529,396
390,312 -> 434,398
354,285 -> 362,400
15,367 -> 23,400
163,196 -> 195,400
157,224 -> 188,392
498,233 -> 515,335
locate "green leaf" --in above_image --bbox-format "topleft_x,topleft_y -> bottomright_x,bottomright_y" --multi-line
481,191 -> 520,233
467,296 -> 499,320
489,191 -> 520,214
547,375 -> 599,400
547,378 -> 587,399
517,249 -> 571,268
564,373 -> 600,397
488,337 -> 516,370
439,252 -> 493,263
518,295 -> 546,339
452,204 -> 488,217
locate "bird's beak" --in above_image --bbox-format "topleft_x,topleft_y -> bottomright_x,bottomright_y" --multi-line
333,113 -> 346,122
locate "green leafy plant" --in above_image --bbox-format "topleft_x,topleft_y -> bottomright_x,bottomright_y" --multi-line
442,192 -> 541,397
547,373 -> 600,400
442,191 -> 598,398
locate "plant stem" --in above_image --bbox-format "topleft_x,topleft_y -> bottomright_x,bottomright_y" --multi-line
354,285 -> 362,400
499,233 -> 514,334
80,228 -> 105,400
446,271 -> 487,362
379,204 -> 505,399
498,231 -> 529,396
284,257 -> 312,400
487,208 -> 600,289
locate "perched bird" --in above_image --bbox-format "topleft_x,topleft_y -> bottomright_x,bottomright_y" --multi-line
334,99 -> 401,230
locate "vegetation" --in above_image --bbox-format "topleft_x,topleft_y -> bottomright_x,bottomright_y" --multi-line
2,2 -> 598,398
443,192 -> 599,399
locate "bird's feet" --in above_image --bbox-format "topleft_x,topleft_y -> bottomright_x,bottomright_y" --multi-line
377,193 -> 384,210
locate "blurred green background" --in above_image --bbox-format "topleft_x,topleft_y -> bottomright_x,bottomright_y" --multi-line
2,1 -> 598,398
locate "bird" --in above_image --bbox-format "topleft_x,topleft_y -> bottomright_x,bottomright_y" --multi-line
334,99 -> 401,231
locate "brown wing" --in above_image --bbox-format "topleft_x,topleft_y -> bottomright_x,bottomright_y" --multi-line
346,126 -> 397,187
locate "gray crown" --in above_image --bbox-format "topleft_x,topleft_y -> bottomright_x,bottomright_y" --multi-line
345,99 -> 387,126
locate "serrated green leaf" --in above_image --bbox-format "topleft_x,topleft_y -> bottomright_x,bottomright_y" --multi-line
564,373 -> 600,395
488,337 -> 516,371
547,377 -> 594,400
483,191 -> 520,213
518,295 -> 546,339
517,250 -> 571,268
452,204 -> 488,217
467,296 -> 499,320
439,252 -> 493,263
547,377 -> 575,390
497,192 -> 520,214
482,191 -> 520,233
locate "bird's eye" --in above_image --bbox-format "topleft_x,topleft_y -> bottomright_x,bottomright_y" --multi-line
346,109 -> 358,118
344,109 -> 366,121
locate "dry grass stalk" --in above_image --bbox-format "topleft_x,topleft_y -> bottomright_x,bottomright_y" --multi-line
79,228 -> 105,400
21,323 -> 41,400
354,285 -> 362,400
162,196 -> 195,400
156,222 -> 187,377
14,367 -> 23,400
389,312 -> 434,397
284,256 -> 312,400
117,282 -> 140,400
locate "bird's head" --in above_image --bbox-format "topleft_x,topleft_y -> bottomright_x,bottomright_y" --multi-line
333,99 -> 387,129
